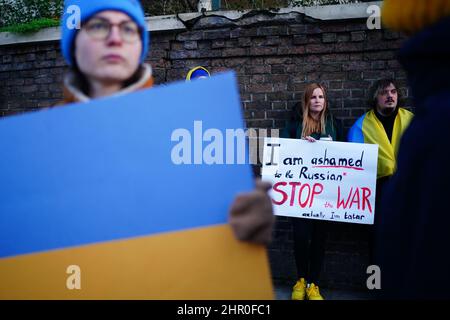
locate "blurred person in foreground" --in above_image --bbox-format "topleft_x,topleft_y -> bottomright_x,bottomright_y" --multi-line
59,0 -> 274,246
377,0 -> 450,299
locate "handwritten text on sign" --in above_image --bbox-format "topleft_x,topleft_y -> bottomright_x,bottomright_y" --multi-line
262,138 -> 379,224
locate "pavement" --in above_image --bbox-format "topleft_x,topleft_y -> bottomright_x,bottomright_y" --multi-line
274,283 -> 374,300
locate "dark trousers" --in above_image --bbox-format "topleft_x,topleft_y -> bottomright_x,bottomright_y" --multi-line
368,176 -> 390,266
291,218 -> 327,285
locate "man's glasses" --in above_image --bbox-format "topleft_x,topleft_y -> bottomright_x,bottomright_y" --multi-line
83,18 -> 141,43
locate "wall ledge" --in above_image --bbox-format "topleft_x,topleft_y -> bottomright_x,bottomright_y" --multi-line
0,1 -> 382,46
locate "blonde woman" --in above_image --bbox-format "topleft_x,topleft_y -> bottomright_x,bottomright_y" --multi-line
282,83 -> 343,300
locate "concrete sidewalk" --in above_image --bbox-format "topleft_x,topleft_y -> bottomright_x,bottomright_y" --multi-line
274,283 -> 374,300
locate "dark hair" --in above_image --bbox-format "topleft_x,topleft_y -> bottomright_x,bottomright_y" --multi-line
71,63 -> 90,96
368,78 -> 403,109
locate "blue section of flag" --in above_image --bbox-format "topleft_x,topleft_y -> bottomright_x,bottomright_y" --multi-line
0,72 -> 254,258
347,113 -> 366,143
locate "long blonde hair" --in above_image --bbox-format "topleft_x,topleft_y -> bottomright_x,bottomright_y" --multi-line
301,83 -> 328,138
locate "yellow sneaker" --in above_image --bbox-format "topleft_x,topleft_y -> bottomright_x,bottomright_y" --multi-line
292,278 -> 307,300
306,283 -> 324,300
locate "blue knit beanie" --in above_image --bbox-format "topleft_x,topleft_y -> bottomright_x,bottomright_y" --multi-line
61,0 -> 149,66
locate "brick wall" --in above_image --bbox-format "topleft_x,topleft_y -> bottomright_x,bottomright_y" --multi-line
0,10 -> 411,290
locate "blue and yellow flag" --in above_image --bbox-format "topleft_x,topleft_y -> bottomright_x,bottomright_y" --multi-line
0,73 -> 273,299
348,108 -> 413,178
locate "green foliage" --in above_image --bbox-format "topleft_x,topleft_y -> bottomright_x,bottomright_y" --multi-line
141,0 -> 198,16
0,0 -> 63,27
141,0 -> 360,15
290,0 -> 358,6
220,0 -> 289,11
0,18 -> 60,34
0,0 -> 362,34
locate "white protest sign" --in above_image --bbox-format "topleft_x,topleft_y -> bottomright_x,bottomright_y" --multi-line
262,138 -> 378,224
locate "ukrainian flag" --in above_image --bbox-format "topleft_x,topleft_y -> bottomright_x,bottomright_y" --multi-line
0,73 -> 273,299
347,108 -> 413,178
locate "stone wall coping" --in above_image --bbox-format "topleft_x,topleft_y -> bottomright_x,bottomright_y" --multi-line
0,1 -> 382,46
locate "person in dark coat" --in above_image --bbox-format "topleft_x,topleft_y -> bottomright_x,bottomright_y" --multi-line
347,79 -> 413,268
376,0 -> 450,299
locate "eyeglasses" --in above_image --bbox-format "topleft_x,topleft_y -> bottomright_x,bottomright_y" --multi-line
83,18 -> 141,43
